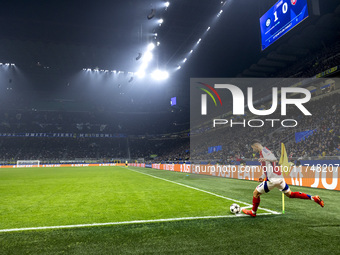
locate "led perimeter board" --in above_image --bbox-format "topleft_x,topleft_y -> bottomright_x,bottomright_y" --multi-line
260,0 -> 309,50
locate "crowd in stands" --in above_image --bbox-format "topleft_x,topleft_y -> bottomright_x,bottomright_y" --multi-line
0,135 -> 190,163
129,138 -> 189,162
276,40 -> 340,78
0,90 -> 338,163
289,99 -> 339,158
0,110 -> 188,136
0,137 -> 127,162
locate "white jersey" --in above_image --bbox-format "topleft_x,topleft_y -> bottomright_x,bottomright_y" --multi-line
260,147 -> 283,183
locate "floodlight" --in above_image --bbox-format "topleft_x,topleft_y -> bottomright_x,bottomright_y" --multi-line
136,70 -> 145,79
151,69 -> 169,80
140,62 -> 148,70
143,51 -> 153,63
147,43 -> 155,51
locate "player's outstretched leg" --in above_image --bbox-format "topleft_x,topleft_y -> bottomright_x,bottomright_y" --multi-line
289,192 -> 324,207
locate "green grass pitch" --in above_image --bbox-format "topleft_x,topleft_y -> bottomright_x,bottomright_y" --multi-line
0,166 -> 339,254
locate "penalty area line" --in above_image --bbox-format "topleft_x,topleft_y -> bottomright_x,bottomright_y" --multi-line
126,167 -> 281,215
0,213 -> 275,233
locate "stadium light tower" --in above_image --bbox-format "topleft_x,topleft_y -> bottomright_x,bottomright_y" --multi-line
165,2 -> 170,8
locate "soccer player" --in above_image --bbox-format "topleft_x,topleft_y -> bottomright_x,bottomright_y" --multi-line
242,140 -> 324,217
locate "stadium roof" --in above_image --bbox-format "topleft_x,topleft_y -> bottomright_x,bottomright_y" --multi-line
0,0 -> 339,88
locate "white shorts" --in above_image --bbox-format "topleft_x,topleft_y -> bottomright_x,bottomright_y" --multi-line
256,179 -> 290,194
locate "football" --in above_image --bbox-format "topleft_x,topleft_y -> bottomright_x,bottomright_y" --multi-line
230,203 -> 241,214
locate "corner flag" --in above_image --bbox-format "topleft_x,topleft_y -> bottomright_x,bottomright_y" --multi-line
279,143 -> 291,175
279,143 -> 291,214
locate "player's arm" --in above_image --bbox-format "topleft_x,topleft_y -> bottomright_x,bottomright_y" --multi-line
258,172 -> 266,182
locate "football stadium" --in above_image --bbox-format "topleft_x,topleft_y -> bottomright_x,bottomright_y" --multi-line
0,0 -> 339,254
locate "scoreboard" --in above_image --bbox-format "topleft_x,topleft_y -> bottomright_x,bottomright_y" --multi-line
260,0 -> 309,50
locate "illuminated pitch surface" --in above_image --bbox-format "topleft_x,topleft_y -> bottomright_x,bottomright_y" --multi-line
0,166 -> 338,254
0,166 -> 268,230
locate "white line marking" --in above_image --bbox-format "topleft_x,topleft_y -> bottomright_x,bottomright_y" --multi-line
0,213 -> 275,233
127,167 -> 281,215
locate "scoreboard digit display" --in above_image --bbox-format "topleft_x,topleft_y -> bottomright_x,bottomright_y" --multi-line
260,0 -> 309,50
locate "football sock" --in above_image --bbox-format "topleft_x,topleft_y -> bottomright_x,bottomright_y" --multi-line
252,196 -> 260,214
289,192 -> 311,200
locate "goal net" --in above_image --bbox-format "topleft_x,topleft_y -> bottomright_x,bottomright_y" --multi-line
16,160 -> 40,168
